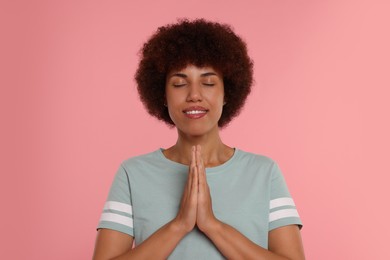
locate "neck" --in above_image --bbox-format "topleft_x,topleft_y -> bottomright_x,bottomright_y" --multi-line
163,128 -> 233,167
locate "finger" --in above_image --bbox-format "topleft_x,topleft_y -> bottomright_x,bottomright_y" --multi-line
187,146 -> 196,195
190,146 -> 198,196
195,145 -> 201,166
196,146 -> 206,187
189,164 -> 198,210
192,160 -> 198,196
196,145 -> 202,170
191,145 -> 196,168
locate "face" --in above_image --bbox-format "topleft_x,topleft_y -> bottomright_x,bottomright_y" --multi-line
165,65 -> 225,137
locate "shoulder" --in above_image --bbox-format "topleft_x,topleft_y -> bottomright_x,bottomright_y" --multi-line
118,149 -> 177,178
120,149 -> 162,169
234,148 -> 278,168
227,148 -> 283,181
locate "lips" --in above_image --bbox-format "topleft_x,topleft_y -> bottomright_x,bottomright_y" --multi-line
183,106 -> 208,119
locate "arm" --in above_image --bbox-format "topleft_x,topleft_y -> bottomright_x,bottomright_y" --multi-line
93,147 -> 199,260
201,221 -> 305,260
195,146 -> 305,260
93,220 -> 188,260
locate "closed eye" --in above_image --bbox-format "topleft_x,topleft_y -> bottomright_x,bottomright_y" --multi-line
203,83 -> 215,86
173,83 -> 187,87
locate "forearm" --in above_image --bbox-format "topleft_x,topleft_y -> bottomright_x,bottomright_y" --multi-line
112,220 -> 187,260
203,220 -> 293,260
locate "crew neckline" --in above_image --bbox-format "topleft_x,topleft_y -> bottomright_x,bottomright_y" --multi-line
156,148 -> 239,174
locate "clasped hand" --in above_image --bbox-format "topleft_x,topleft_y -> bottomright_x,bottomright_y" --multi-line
175,145 -> 217,234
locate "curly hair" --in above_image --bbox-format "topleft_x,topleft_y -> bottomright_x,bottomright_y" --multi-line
135,18 -> 253,128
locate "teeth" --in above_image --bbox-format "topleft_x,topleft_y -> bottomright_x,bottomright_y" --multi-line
185,110 -> 206,115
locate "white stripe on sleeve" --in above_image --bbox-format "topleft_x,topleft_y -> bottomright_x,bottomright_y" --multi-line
104,201 -> 133,215
269,208 -> 300,223
270,197 -> 295,209
100,212 -> 134,228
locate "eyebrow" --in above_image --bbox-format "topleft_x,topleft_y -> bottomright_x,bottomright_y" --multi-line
171,73 -> 187,78
169,72 -> 218,78
200,72 -> 218,77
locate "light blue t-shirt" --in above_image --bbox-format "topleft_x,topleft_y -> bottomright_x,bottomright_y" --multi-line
98,148 -> 302,259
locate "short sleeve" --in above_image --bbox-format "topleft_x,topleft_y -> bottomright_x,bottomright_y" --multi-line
268,162 -> 303,231
97,164 -> 134,237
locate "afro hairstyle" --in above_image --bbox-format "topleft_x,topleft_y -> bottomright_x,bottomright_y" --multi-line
135,18 -> 254,128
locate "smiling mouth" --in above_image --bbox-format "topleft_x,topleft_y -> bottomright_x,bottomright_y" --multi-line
184,110 -> 207,115
183,107 -> 208,119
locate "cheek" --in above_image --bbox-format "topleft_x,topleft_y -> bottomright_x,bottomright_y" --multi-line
213,98 -> 225,119
214,94 -> 225,109
166,102 -> 181,125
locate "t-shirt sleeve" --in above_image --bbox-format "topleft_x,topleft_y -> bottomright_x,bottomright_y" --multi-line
268,162 -> 303,231
97,164 -> 134,237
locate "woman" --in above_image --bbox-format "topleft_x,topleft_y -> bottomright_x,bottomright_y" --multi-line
93,19 -> 305,259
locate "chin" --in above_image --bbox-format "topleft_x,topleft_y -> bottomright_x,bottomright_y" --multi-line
177,124 -> 218,138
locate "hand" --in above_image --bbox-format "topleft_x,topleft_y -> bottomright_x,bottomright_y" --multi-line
174,145 -> 218,234
194,145 -> 218,232
174,146 -> 198,233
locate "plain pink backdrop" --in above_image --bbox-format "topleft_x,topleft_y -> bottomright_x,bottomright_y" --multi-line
1,0 -> 390,259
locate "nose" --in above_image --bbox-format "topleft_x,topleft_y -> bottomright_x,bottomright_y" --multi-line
186,83 -> 202,102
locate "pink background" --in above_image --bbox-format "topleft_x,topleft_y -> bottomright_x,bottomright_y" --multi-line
1,0 -> 389,259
